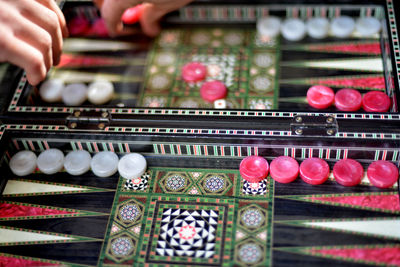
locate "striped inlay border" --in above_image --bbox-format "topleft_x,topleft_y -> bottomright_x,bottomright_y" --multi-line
179,4 -> 385,22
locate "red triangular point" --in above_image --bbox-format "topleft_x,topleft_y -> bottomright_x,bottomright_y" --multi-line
307,76 -> 385,90
306,193 -> 400,213
57,54 -> 124,68
0,202 -> 76,219
0,255 -> 60,266
309,246 -> 400,266
308,42 -> 381,55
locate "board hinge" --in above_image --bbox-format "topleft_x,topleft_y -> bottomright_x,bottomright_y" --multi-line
290,115 -> 338,137
66,110 -> 110,130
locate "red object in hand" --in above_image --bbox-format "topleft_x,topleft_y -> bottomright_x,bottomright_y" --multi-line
300,158 -> 330,185
240,156 -> 269,183
270,156 -> 299,183
307,85 -> 335,109
334,88 -> 362,111
182,62 -> 207,82
367,160 -> 398,188
122,5 -> 143,25
362,91 -> 391,112
333,159 -> 364,186
200,81 -> 228,103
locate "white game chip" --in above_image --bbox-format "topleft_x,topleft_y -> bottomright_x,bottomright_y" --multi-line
62,83 -> 88,106
257,16 -> 281,38
64,150 -> 91,176
87,80 -> 114,105
39,79 -> 65,103
356,17 -> 381,37
331,16 -> 355,38
9,150 -> 37,176
91,151 -> 119,177
281,18 -> 306,41
37,149 -> 64,175
306,17 -> 330,39
118,153 -> 147,180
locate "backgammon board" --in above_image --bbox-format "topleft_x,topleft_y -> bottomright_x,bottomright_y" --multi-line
0,0 -> 399,266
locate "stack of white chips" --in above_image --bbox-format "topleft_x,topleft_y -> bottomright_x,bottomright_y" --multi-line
40,79 -> 114,106
9,149 -> 147,180
256,15 -> 381,41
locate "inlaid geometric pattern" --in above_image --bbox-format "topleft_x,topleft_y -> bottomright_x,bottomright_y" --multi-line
123,172 -> 150,191
242,179 -> 268,196
155,169 -> 237,197
140,196 -> 234,266
140,28 -> 279,109
156,208 -> 219,258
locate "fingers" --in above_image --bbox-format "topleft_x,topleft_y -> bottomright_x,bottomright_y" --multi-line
20,0 -> 63,65
139,0 -> 193,37
0,0 -> 67,85
0,27 -> 47,86
139,3 -> 162,37
100,0 -> 140,36
35,0 -> 68,38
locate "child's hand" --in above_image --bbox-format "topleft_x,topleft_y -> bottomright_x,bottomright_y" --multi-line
0,0 -> 68,85
96,0 -> 193,37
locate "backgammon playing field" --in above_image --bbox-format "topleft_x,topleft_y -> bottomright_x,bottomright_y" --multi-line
0,1 -> 399,266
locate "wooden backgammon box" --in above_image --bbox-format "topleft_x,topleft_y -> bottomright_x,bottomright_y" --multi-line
0,0 -> 399,266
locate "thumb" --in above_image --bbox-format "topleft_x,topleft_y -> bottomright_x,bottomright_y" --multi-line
101,0 -> 140,36
139,3 -> 164,37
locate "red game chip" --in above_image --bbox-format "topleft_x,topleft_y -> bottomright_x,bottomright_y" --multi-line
300,158 -> 330,185
122,5 -> 143,25
240,156 -> 269,183
200,81 -> 227,102
333,159 -> 363,187
182,62 -> 207,83
270,156 -> 299,183
334,88 -> 362,112
367,160 -> 398,188
362,91 -> 391,112
307,85 -> 335,109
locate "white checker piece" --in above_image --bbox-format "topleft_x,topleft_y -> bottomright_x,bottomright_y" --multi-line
91,151 -> 119,177
64,150 -> 92,176
37,149 -> 64,175
118,153 -> 147,180
9,150 -> 37,176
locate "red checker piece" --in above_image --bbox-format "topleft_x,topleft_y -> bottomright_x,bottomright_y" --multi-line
270,156 -> 299,183
333,159 -> 364,187
300,158 -> 330,185
200,81 -> 227,102
367,160 -> 398,188
182,62 -> 207,83
362,91 -> 390,112
307,85 -> 335,109
240,156 -> 269,183
334,88 -> 362,112
122,5 -> 143,24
